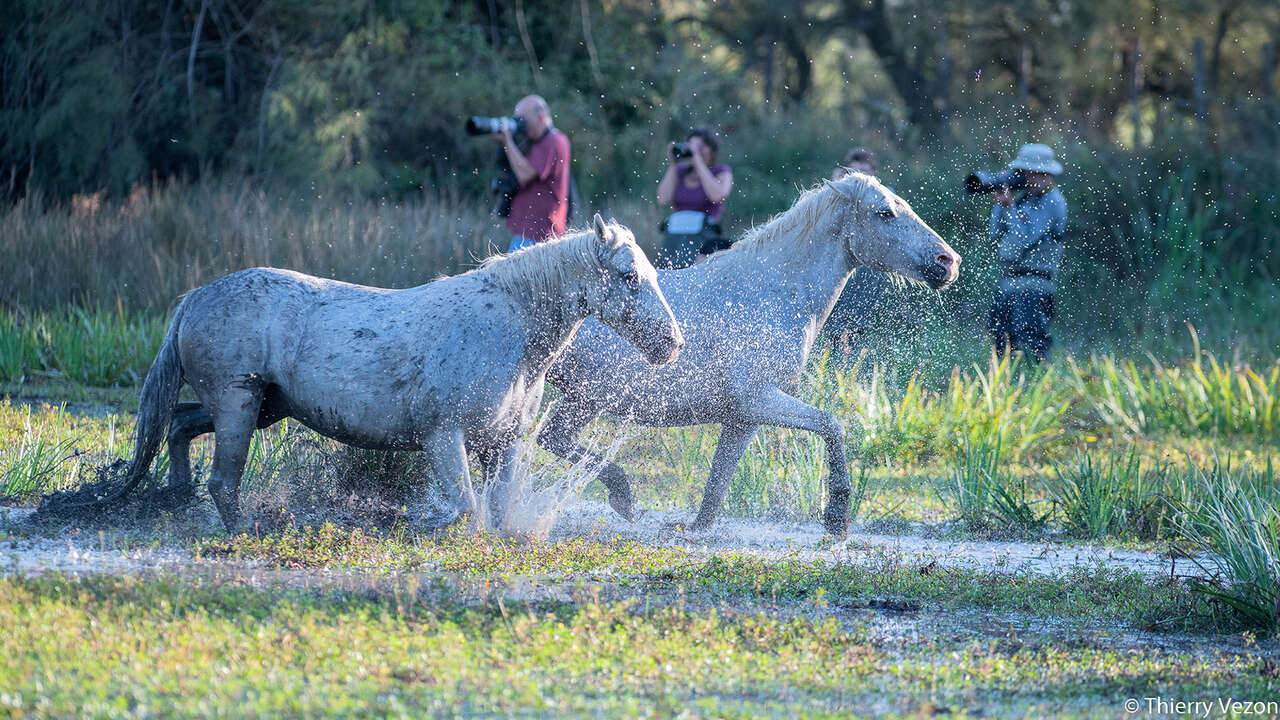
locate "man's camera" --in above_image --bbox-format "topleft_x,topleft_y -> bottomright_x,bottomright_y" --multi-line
466,116 -> 526,136
466,115 -> 527,218
965,169 -> 1027,195
671,142 -> 693,160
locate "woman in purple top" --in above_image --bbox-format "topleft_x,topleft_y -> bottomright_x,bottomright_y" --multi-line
655,127 -> 734,268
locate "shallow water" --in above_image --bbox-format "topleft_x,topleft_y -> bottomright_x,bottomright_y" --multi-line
552,501 -> 1186,578
2,500 -> 1186,580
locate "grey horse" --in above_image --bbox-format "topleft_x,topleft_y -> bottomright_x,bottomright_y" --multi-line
540,174 -> 960,537
75,215 -> 682,533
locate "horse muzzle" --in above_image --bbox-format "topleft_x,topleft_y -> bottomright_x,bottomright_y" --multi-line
921,248 -> 961,290
642,327 -> 684,365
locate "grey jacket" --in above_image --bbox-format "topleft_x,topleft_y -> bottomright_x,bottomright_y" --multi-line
989,187 -> 1066,294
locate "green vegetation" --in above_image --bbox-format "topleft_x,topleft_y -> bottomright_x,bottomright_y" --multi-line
1174,459 -> 1280,633
0,305 -> 166,386
196,522 -> 688,576
2,573 -> 1272,719
193,523 -> 1218,629
5,1 -> 1280,713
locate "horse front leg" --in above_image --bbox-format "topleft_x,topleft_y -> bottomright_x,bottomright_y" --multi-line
689,423 -> 760,531
423,428 -> 478,528
737,387 -> 852,538
537,397 -> 636,521
481,444 -> 519,532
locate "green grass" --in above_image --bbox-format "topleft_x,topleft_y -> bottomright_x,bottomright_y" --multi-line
1074,345 -> 1280,438
0,305 -> 167,386
0,570 -> 1273,719
183,523 -> 1219,631
0,400 -> 135,503
196,522 -> 689,576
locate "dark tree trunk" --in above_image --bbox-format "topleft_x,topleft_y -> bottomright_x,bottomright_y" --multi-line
839,0 -> 942,131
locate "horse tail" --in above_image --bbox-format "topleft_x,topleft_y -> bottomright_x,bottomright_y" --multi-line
119,294 -> 190,495
36,296 -> 190,515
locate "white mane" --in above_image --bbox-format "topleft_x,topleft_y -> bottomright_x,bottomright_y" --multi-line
476,227 -> 620,307
727,172 -> 884,255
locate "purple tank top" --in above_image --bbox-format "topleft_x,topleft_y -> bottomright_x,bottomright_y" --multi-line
672,164 -> 730,223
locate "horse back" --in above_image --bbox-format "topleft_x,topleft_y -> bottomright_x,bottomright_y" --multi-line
552,263 -> 810,424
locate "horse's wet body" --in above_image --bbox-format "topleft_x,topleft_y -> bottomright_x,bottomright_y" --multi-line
555,258 -> 842,426
544,174 -> 961,535
86,216 -> 682,533
178,268 -> 547,455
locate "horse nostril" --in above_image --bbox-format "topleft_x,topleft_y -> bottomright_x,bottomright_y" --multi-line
936,253 -> 955,268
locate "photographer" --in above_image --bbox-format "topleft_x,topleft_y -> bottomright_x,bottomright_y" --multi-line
828,148 -> 891,363
985,143 -> 1066,363
491,95 -> 571,253
655,128 -> 733,268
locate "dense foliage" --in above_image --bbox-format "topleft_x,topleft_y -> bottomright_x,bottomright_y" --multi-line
3,1 -> 1278,351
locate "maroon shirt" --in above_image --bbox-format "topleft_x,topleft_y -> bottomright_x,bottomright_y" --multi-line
507,129 -> 571,242
671,163 -> 730,223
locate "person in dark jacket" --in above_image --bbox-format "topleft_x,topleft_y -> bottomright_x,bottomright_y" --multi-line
988,143 -> 1067,363
827,148 -> 891,363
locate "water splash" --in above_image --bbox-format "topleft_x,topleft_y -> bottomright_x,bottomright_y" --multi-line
477,414 -> 632,542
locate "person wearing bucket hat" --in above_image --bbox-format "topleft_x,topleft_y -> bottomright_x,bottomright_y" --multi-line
987,143 -> 1066,363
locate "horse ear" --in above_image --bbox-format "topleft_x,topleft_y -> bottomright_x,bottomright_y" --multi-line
824,178 -> 857,201
592,213 -> 608,242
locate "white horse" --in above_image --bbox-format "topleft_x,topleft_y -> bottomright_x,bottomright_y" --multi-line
541,174 -> 960,537
42,215 -> 683,532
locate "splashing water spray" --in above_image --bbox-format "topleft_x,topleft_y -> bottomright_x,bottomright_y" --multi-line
412,409 -> 632,542
483,413 -> 631,541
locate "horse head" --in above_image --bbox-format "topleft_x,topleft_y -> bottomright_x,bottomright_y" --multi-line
826,174 -> 961,290
586,213 -> 684,365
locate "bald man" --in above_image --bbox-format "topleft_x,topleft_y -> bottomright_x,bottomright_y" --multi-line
495,95 -> 572,252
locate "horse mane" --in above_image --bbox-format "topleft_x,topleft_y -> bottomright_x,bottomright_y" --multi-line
474,227 -> 616,307
722,172 -> 883,256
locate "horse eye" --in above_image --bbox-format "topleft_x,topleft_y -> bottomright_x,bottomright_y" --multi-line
624,270 -> 640,288
876,208 -> 896,219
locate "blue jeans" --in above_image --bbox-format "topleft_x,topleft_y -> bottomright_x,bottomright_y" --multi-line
989,288 -> 1055,363
508,235 -> 537,253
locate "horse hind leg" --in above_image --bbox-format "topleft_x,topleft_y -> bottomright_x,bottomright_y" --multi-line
207,381 -> 266,533
689,423 -> 760,531
166,395 -> 288,494
161,402 -> 214,506
538,398 -> 636,521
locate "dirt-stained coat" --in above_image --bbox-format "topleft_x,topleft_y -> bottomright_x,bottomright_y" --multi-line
76,215 -> 682,533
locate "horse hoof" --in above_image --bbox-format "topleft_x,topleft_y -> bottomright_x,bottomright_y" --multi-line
606,487 -> 636,522
823,520 -> 850,540
600,465 -> 635,522
659,517 -> 711,535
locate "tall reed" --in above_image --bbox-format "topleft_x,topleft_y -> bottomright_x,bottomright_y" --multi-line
1174,458 -> 1280,631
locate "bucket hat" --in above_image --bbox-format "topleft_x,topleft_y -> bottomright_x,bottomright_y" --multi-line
1008,143 -> 1063,174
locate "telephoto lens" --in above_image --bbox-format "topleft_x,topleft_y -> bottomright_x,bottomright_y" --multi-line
964,169 -> 1027,194
466,116 -> 524,136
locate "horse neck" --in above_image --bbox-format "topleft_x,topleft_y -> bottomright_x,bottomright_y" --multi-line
486,234 -> 597,363
730,192 -> 857,327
